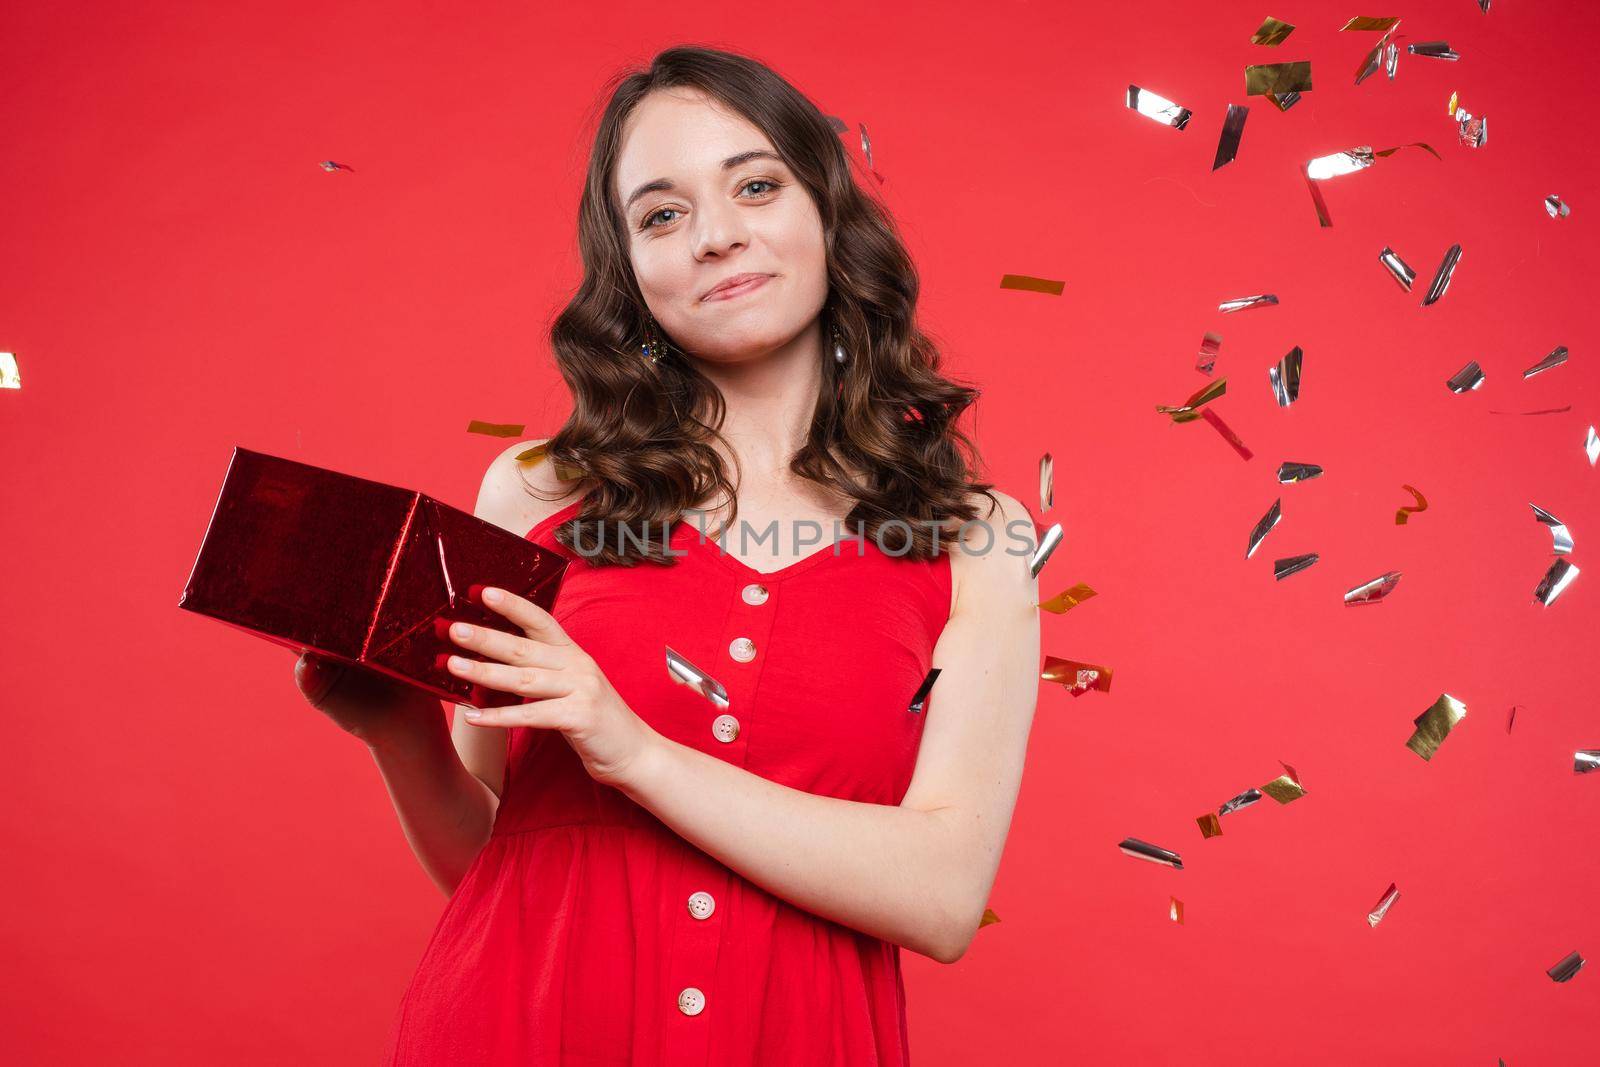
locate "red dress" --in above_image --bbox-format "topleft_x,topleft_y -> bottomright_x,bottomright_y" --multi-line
383,498 -> 953,1065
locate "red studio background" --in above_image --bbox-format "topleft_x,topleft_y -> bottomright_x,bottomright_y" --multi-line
2,1 -> 1596,1063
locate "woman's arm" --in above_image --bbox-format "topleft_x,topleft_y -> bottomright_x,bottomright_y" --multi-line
365,438 -> 576,896
615,491 -> 1042,963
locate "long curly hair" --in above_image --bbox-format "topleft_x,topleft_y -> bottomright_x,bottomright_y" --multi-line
531,43 -> 997,566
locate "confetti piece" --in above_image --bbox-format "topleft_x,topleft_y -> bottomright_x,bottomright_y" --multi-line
1247,499 -> 1283,559
1213,104 -> 1249,170
1507,705 -> 1522,732
1251,17 -> 1295,46
1265,91 -> 1301,112
1367,882 -> 1400,927
1269,346 -> 1303,406
1158,377 -> 1228,422
1446,360 -> 1485,393
1341,16 -> 1402,32
1201,408 -> 1254,460
1530,504 -> 1574,555
1523,346 -> 1568,379
1220,293 -> 1278,313
1126,84 -> 1192,129
1118,837 -> 1183,870
1197,813 -> 1223,838
515,441 -> 550,465
1274,553 -> 1319,579
665,646 -> 730,711
1407,693 -> 1467,761
318,160 -> 355,172
978,907 -> 1001,928
1245,62 -> 1312,96
0,351 -> 18,389
1423,244 -> 1464,306
1345,570 -> 1402,605
1218,788 -> 1263,816
1277,461 -> 1323,483
1395,485 -> 1428,524
1354,26 -> 1400,85
1454,102 -> 1487,148
1303,163 -> 1333,227
999,273 -> 1065,295
1545,195 -> 1571,218
1547,951 -> 1585,983
1488,406 -> 1572,415
1197,332 -> 1222,375
1587,427 -> 1599,466
467,420 -> 526,438
908,667 -> 940,714
1575,750 -> 1600,774
1039,453 -> 1054,511
1303,144 -> 1439,225
1030,523 -> 1063,578
1533,558 -> 1579,606
1041,656 -> 1113,696
1169,896 -> 1185,924
1384,39 -> 1400,80
1039,583 -> 1097,614
1262,762 -> 1306,802
1408,41 -> 1459,60
1379,247 -> 1416,291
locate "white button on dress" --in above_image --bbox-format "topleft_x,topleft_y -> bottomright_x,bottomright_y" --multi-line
711,713 -> 741,743
687,891 -> 716,920
678,986 -> 706,1016
729,636 -> 757,662
741,583 -> 769,606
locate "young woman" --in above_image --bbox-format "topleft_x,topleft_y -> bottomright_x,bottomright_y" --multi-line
294,44 -> 1042,1066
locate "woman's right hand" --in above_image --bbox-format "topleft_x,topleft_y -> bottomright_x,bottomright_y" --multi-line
294,650 -> 443,747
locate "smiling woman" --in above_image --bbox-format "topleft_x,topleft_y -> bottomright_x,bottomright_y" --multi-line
360,44 -> 1044,1067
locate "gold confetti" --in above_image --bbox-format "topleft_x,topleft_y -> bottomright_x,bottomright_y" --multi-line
1395,485 -> 1428,524
515,441 -> 550,465
1039,583 -> 1097,614
467,419 -> 525,438
1406,693 -> 1467,761
1245,61 -> 1312,96
1041,656 -> 1113,696
1197,813 -> 1223,839
979,907 -> 1001,928
1261,770 -> 1306,804
1250,17 -> 1295,46
1000,273 -> 1065,295
1341,16 -> 1402,32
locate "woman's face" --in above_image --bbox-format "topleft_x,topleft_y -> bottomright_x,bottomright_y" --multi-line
614,87 -> 829,363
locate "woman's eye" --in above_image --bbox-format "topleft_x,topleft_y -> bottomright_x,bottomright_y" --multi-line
641,179 -> 780,230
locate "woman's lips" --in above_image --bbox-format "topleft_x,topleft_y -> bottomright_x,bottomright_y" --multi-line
703,274 -> 772,301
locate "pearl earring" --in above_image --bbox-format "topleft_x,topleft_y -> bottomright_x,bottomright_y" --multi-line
830,320 -> 848,365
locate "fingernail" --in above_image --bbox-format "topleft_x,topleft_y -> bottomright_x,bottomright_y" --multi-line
484,587 -> 503,603
451,623 -> 472,638
463,708 -> 482,720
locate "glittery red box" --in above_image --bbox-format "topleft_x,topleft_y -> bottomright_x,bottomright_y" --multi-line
179,446 -> 567,708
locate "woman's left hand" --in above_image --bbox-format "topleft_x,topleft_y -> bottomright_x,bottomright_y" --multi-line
445,585 -> 661,790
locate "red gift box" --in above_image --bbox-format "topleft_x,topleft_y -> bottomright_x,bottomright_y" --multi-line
179,447 -> 568,708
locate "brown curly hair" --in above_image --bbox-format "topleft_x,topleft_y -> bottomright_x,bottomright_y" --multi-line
529,43 -> 997,566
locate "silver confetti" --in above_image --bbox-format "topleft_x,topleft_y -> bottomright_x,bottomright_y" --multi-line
665,645 -> 730,710
1213,104 -> 1249,170
1275,553 -> 1319,579
1126,85 -> 1192,129
0,352 -> 18,390
1269,346 -> 1303,406
1385,40 -> 1400,79
1523,346 -> 1568,379
1534,559 -> 1579,606
1422,244 -> 1463,306
1220,294 -> 1279,313
1367,883 -> 1400,928
1545,195 -> 1571,218
1345,570 -> 1401,605
1030,522 -> 1064,579
1247,499 -> 1283,559
1277,462 -> 1324,483
1118,837 -> 1184,870
858,122 -> 875,171
1530,503 -> 1574,555
1446,360 -> 1485,393
1218,788 -> 1263,816
1547,951 -> 1585,983
1408,42 -> 1460,60
1379,247 -> 1416,291
1575,750 -> 1600,774
1198,331 -> 1222,375
1587,427 -> 1599,466
1039,453 -> 1054,512
1306,146 -> 1374,180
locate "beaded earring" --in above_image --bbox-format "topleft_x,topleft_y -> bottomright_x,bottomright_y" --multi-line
830,317 -> 848,365
641,315 -> 665,364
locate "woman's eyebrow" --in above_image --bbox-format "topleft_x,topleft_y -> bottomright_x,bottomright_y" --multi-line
624,149 -> 785,210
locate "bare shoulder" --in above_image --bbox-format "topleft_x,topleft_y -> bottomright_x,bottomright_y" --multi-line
472,437 -> 585,538
947,488 -> 1038,613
